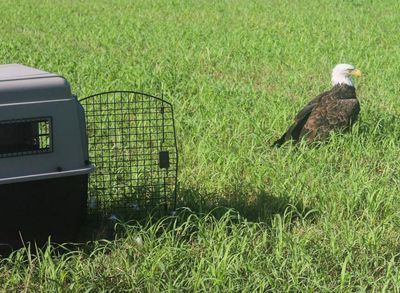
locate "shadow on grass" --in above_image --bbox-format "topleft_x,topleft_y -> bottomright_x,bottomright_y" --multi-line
176,187 -> 317,224
75,185 -> 317,245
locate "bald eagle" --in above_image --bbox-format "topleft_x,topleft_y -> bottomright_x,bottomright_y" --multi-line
273,64 -> 362,147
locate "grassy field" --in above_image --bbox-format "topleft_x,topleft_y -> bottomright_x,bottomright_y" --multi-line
1,0 -> 400,291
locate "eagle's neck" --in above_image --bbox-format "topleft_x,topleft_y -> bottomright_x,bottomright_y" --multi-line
332,84 -> 356,99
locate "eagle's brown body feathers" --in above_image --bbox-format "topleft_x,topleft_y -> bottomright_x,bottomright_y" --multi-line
273,84 -> 360,147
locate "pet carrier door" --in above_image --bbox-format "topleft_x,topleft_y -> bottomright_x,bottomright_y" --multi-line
80,91 -> 178,218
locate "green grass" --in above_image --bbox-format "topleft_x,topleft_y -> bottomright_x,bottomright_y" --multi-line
1,0 -> 400,291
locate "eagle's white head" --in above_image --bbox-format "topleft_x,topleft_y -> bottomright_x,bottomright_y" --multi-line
331,64 -> 362,87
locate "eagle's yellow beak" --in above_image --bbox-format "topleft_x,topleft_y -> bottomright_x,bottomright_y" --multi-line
350,68 -> 362,77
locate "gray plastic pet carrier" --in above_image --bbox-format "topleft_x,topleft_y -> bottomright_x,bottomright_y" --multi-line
0,64 -> 178,250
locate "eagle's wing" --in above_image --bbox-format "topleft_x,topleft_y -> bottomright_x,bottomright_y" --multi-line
301,98 -> 360,142
272,90 -> 332,147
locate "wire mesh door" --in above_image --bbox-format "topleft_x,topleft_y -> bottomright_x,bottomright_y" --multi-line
80,91 -> 178,219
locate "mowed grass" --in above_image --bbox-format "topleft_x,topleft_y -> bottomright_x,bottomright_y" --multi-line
1,0 -> 400,291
